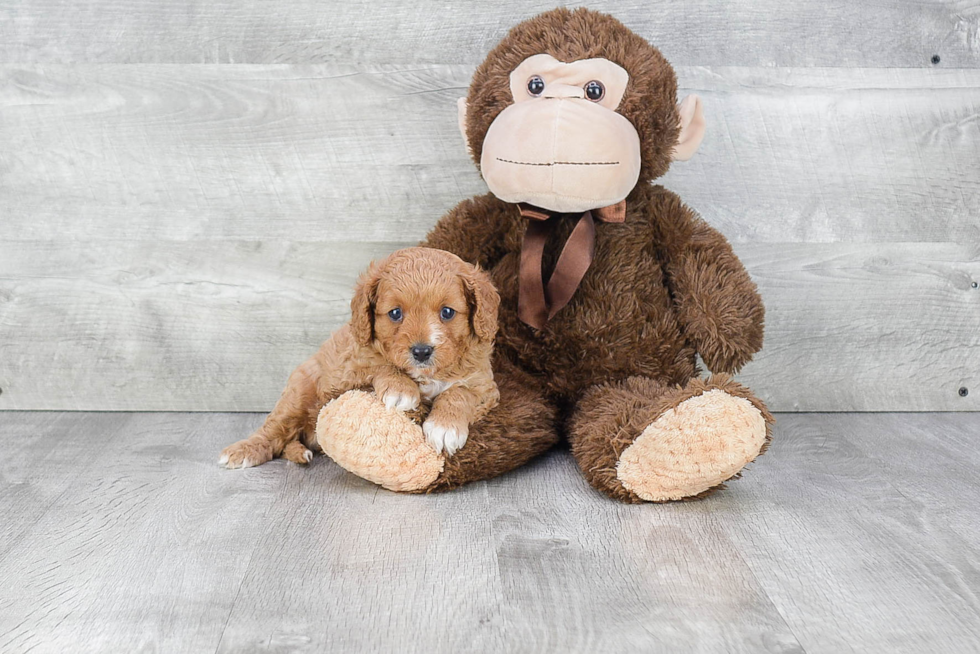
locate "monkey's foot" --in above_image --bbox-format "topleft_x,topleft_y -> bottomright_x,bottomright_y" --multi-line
316,390 -> 444,492
616,388 -> 768,502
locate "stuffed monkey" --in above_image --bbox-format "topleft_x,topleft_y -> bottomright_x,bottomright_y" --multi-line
318,8 -> 773,502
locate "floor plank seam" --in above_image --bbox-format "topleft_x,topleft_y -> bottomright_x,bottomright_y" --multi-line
211,547 -> 257,654
713,510 -> 810,654
481,479 -> 508,651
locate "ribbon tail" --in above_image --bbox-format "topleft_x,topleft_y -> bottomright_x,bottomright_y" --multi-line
518,219 -> 551,330
544,211 -> 596,319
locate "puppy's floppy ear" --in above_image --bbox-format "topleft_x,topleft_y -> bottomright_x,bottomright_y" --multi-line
461,264 -> 500,343
350,260 -> 383,347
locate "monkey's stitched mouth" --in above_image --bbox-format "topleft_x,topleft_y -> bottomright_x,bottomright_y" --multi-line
496,158 -> 619,167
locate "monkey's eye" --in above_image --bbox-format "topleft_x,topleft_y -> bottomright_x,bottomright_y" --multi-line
584,80 -> 605,102
387,308 -> 403,322
527,76 -> 545,97
440,306 -> 456,321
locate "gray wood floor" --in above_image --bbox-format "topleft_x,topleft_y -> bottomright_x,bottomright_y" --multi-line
1,411 -> 979,653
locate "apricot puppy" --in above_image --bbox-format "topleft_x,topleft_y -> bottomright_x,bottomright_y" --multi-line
219,247 -> 500,469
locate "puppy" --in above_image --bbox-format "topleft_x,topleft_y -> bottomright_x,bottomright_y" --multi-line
219,247 -> 500,469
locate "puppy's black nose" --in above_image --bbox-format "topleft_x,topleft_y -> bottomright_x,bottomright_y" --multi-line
410,344 -> 434,363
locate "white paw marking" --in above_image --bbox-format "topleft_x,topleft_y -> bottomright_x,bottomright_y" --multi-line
383,390 -> 419,412
303,449 -> 313,463
422,420 -> 469,456
218,453 -> 230,465
241,458 -> 253,468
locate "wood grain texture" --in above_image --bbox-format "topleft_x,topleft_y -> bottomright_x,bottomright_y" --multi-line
0,239 -> 400,411
712,413 -> 980,653
1,0 -> 979,67
734,241 -> 980,412
214,452 -> 506,653
1,411 -> 979,652
0,412 -> 283,654
837,413 -> 980,549
485,454 -> 804,653
0,240 -> 977,411
0,412 -> 134,557
2,65 -> 979,243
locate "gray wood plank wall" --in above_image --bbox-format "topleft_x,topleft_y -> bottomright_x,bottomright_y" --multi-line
1,2 -> 978,411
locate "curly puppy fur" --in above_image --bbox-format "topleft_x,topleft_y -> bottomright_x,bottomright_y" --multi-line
219,247 -> 500,469
417,8 -> 772,500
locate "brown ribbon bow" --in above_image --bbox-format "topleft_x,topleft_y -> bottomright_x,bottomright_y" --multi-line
517,200 -> 626,330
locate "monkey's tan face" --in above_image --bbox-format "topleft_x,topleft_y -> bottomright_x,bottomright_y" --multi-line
477,54 -> 642,213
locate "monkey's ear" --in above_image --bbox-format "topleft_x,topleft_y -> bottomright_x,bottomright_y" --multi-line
456,97 -> 470,151
350,261 -> 382,347
671,94 -> 706,161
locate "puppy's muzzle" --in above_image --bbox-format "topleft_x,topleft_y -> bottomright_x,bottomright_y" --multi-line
410,343 -> 434,365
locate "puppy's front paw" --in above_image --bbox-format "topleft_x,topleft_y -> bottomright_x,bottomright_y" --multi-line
422,419 -> 468,456
219,439 -> 273,469
383,389 -> 420,412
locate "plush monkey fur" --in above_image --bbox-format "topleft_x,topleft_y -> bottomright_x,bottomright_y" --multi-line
318,8 -> 773,502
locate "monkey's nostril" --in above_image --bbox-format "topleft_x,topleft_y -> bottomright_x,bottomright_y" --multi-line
410,344 -> 434,363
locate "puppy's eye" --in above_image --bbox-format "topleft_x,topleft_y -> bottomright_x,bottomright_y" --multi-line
440,306 -> 456,321
527,76 -> 545,97
584,80 -> 605,102
387,308 -> 402,322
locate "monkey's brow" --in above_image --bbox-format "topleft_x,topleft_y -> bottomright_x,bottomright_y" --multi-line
495,158 -> 620,166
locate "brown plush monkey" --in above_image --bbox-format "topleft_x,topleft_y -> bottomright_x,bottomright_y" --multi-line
317,8 -> 774,502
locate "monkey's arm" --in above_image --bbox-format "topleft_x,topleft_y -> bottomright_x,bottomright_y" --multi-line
659,203 -> 764,375
420,194 -> 511,268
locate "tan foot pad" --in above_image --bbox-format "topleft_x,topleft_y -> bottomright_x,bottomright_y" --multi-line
616,389 -> 767,502
316,390 -> 443,493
